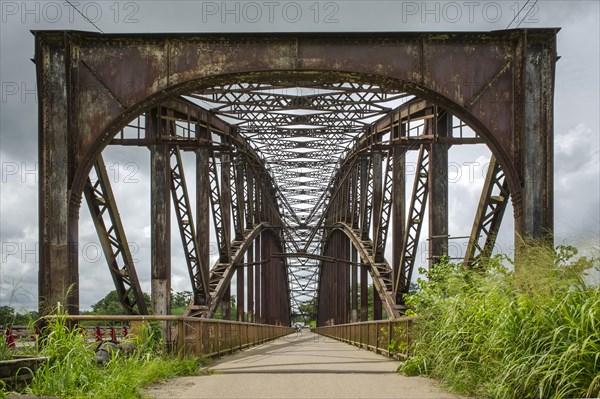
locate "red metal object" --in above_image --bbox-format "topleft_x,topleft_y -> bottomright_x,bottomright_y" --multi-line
5,327 -> 16,348
95,326 -> 104,342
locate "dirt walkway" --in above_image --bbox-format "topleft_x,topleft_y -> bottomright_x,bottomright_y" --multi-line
145,332 -> 466,399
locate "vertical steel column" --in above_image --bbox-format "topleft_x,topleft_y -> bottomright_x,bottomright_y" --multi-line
518,32 -> 555,243
392,121 -> 406,287
246,171 -> 254,322
351,246 -> 358,322
148,108 -> 171,316
373,285 -> 382,320
350,166 -> 359,229
271,234 -> 282,324
236,265 -> 245,321
38,40 -> 79,314
327,238 -> 341,324
254,195 -> 262,323
220,145 -> 232,320
222,288 -> 231,320
235,161 -> 245,321
196,123 -> 210,287
318,242 -> 332,326
254,234 -> 263,323
341,233 -> 350,324
372,140 -> 384,320
247,244 -> 254,322
260,231 -> 269,323
429,109 -> 450,267
360,260 -> 368,321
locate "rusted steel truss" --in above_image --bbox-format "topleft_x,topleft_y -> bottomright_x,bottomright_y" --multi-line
395,145 -> 430,306
463,156 -> 511,268
169,146 -> 210,305
36,30 -> 557,322
83,155 -> 148,315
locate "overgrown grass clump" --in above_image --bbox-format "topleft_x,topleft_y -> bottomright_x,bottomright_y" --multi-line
2,308 -> 200,399
399,245 -> 600,399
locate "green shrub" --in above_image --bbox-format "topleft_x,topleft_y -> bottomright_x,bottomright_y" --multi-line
0,306 -> 200,399
398,245 -> 600,399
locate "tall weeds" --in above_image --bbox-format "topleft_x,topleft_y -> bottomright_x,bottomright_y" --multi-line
399,245 -> 600,399
2,305 -> 200,399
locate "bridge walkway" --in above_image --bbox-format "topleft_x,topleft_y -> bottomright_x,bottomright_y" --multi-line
146,331 -> 465,399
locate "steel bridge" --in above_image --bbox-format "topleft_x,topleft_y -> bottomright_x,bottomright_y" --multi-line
34,30 -> 557,325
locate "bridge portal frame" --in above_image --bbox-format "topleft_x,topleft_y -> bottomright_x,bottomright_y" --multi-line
35,29 -> 557,314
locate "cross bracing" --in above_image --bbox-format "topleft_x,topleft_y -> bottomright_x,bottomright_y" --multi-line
35,31 -> 556,324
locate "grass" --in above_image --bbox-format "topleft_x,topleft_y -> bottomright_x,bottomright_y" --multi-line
1,306 -> 202,399
398,244 -> 600,399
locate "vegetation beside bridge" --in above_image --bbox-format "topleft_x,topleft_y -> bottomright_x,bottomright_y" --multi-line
399,245 -> 600,399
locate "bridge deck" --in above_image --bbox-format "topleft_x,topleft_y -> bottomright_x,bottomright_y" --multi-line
146,332 -> 465,399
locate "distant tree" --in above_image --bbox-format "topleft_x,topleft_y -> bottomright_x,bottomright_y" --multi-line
89,290 -> 151,315
213,295 -> 237,320
0,306 -> 15,325
171,290 -> 193,308
0,307 -> 39,326
293,297 -> 317,324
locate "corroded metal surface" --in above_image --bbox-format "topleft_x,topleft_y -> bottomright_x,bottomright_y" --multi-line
35,30 -> 557,323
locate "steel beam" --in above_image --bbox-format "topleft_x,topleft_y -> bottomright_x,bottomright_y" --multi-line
195,124 -> 210,301
395,145 -> 430,305
148,109 -> 171,316
84,155 -> 147,314
169,145 -> 209,305
392,121 -> 406,291
428,110 -> 451,267
359,157 -> 373,241
351,246 -> 358,323
464,156 -> 510,268
37,38 -> 78,315
208,149 -> 230,263
360,259 -> 368,321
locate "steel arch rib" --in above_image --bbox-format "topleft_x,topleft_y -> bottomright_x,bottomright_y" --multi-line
324,222 -> 403,319
185,222 -> 276,318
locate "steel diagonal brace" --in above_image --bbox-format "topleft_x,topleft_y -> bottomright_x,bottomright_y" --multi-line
208,149 -> 231,262
84,155 -> 148,315
230,156 -> 243,241
360,157 -> 374,241
302,158 -> 358,252
373,147 -> 395,261
169,146 -> 210,305
463,155 -> 510,268
394,145 -> 430,304
244,160 -> 300,252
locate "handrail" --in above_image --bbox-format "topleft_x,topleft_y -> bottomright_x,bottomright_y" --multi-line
312,317 -> 419,360
36,315 -> 295,358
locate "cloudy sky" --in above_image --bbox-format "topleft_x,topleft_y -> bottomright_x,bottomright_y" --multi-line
1,0 -> 598,312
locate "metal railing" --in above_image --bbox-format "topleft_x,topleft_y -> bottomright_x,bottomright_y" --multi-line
43,315 -> 294,358
312,317 -> 419,360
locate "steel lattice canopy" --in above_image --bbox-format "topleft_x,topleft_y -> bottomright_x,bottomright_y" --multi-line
184,82 -> 412,313
185,82 -> 411,231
